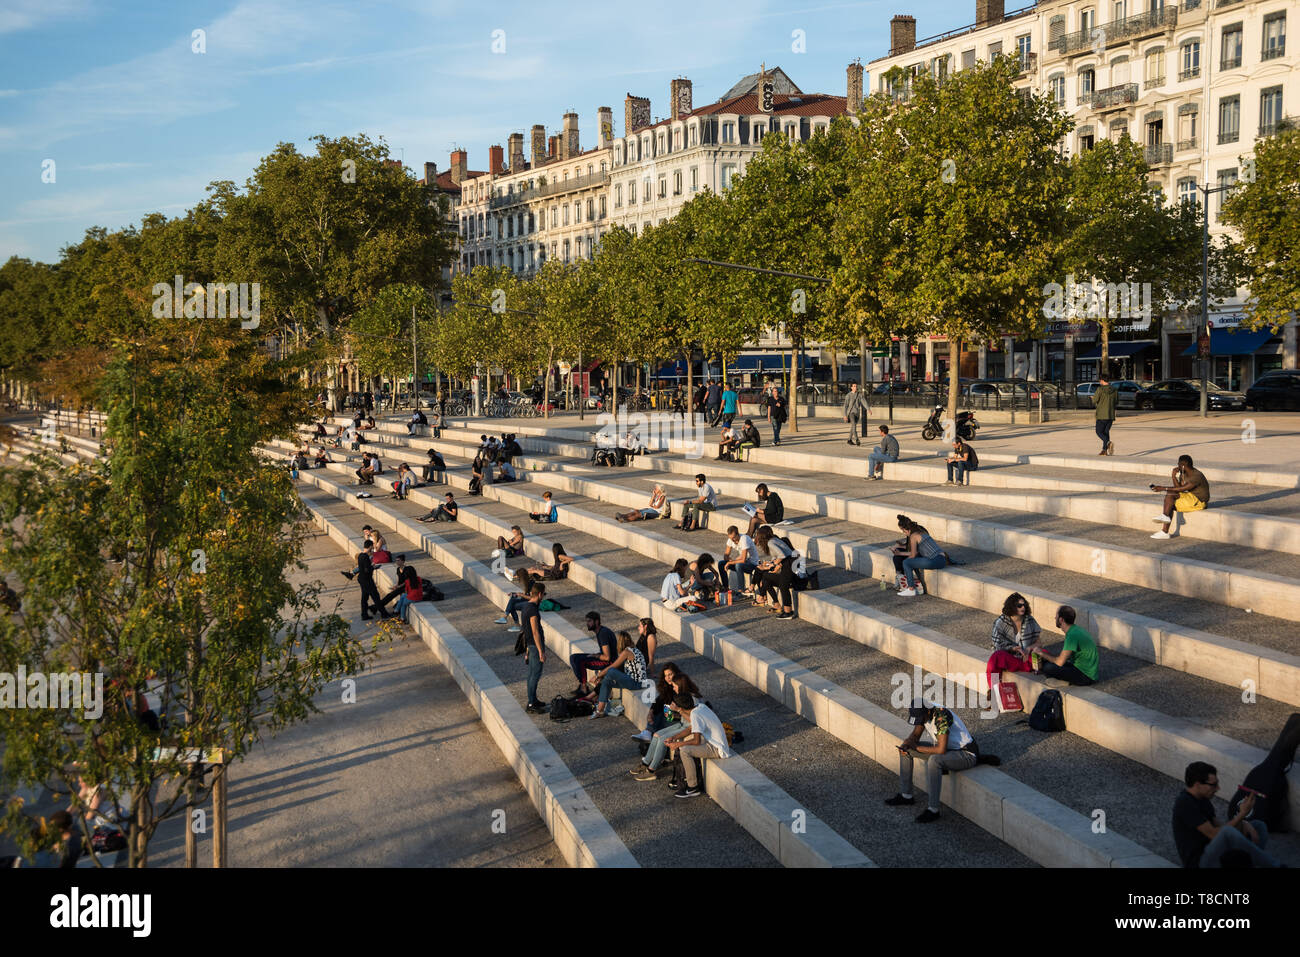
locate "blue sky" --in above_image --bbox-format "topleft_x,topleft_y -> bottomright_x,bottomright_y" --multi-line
0,0 -> 979,264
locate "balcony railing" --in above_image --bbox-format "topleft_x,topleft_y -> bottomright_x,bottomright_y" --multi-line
1261,44 -> 1285,61
1175,137 -> 1198,151
1077,91 -> 1096,105
1221,54 -> 1242,70
1216,0 -> 1242,7
1054,7 -> 1178,54
1018,52 -> 1038,75
1145,74 -> 1166,90
1259,118 -> 1293,137
486,171 -> 611,208
1144,143 -> 1174,165
1178,66 -> 1200,80
1182,0 -> 1201,9
1092,83 -> 1139,109
1218,129 -> 1240,144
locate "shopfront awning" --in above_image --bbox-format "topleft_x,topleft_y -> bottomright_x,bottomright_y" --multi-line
1077,340 -> 1158,360
726,353 -> 813,372
1180,328 -> 1275,357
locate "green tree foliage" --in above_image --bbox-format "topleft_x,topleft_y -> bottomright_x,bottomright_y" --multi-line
1222,125 -> 1300,331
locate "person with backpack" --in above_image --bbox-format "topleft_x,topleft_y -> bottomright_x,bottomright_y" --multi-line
1093,372 -> 1117,456
885,699 -> 999,823
521,583 -> 548,714
589,631 -> 648,719
664,695 -> 735,798
1034,605 -> 1099,686
529,491 -> 558,524
1172,762 -> 1279,868
945,439 -> 977,486
985,592 -> 1043,689
375,554 -> 421,623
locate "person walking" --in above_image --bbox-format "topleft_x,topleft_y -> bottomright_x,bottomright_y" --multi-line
767,387 -> 787,446
1094,372 -> 1117,455
720,382 -> 739,428
521,583 -> 548,714
705,380 -> 722,427
843,382 -> 869,446
354,542 -> 391,622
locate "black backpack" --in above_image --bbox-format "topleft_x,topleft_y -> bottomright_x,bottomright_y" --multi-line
1028,689 -> 1066,732
549,695 -> 594,721
422,581 -> 444,602
965,445 -> 980,470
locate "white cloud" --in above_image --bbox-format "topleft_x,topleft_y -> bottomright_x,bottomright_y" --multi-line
0,0 -> 91,36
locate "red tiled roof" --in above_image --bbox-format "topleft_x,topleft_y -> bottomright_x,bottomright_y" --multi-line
425,169 -> 487,192
627,92 -> 848,134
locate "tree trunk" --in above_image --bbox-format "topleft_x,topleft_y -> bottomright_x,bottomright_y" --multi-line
543,348 -> 553,419
788,339 -> 799,434
1100,322 -> 1110,373
947,339 -> 961,424
685,348 -> 695,426
830,346 -> 839,391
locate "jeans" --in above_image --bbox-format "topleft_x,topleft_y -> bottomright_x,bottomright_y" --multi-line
1096,418 -> 1113,450
597,668 -> 643,706
422,465 -> 443,484
1198,821 -> 1278,868
394,594 -> 411,622
901,554 -> 945,589
899,747 -> 978,811
771,419 -> 782,444
727,562 -> 756,591
946,461 -> 966,483
706,403 -> 720,426
505,595 -> 529,624
642,723 -> 684,770
867,450 -> 897,476
848,415 -> 863,441
1039,660 -> 1094,685
525,652 -> 544,707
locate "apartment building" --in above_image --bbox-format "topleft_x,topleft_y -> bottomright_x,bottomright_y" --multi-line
865,0 -> 1297,388
455,113 -> 612,277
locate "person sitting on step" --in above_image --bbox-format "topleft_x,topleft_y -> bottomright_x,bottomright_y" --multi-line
617,484 -> 667,523
883,699 -> 998,823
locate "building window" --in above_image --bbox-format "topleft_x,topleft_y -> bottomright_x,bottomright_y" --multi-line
1262,13 -> 1286,60
1110,119 -> 1128,142
1220,23 -> 1242,70
1079,67 -> 1096,102
690,166 -> 699,191
1178,108 -> 1198,148
1017,34 -> 1032,66
629,180 -> 637,204
551,207 -> 558,227
1144,48 -> 1164,87
690,124 -> 698,146
673,170 -> 682,195
599,196 -> 606,217
1215,168 -> 1238,219
562,205 -> 569,226
658,175 -> 667,198
563,240 -> 570,263
586,198 -> 594,219
1080,131 -> 1095,150
1049,74 -> 1066,105
528,212 -> 535,232
721,164 -> 737,190
644,177 -> 652,201
614,184 -> 622,207
1177,177 -> 1198,206
1111,1 -> 1125,23
753,124 -> 764,142
1179,40 -> 1200,80
1081,8 -> 1095,34
988,40 -> 1002,60
574,202 -> 581,224
961,48 -> 975,70
1145,114 -> 1163,146
722,122 -> 735,143
1217,94 -> 1240,143
1260,86 -> 1283,136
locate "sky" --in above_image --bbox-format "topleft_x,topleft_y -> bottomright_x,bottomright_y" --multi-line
0,0 -> 982,264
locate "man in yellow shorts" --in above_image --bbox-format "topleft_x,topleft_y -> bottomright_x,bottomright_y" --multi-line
1150,454 -> 1210,540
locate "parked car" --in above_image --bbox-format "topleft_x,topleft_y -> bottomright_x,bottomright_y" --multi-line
1076,380 -> 1144,409
1245,370 -> 1300,411
1137,379 -> 1247,411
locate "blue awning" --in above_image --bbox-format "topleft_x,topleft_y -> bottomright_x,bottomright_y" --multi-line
725,353 -> 813,372
1076,340 -> 1158,360
1180,328 -> 1275,357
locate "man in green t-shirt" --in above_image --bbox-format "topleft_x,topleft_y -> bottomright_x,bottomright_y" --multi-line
1035,605 -> 1098,685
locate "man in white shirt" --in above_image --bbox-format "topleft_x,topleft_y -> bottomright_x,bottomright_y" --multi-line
666,695 -> 734,798
676,473 -> 717,532
722,525 -> 759,592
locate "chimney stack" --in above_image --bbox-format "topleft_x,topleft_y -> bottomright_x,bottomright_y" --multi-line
531,124 -> 546,168
424,161 -> 438,185
597,106 -> 614,148
624,93 -> 651,135
562,111 -> 580,159
508,132 -> 525,171
450,149 -> 468,185
547,135 -> 557,160
889,15 -> 917,56
488,144 -> 504,175
670,78 -> 693,121
975,0 -> 1004,28
846,62 -> 864,114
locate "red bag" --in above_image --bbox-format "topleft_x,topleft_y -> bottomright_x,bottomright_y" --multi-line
372,549 -> 392,565
995,681 -> 1024,714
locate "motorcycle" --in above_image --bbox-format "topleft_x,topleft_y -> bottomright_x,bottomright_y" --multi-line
921,405 -> 979,442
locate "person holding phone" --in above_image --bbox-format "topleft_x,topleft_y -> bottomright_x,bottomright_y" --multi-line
1172,762 -> 1280,867
884,700 -> 996,823
1150,454 -> 1211,540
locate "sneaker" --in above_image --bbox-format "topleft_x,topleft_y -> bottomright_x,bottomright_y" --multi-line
634,769 -> 659,782
493,616 -> 509,624
897,587 -> 918,597
340,571 -> 354,580
631,730 -> 652,742
1151,530 -> 1171,540
506,625 -> 521,632
675,786 -> 702,799
589,709 -> 606,719
608,704 -> 625,717
1106,442 -> 1115,455
1153,514 -> 1172,524
914,582 -> 926,595
914,808 -> 941,824
776,611 -> 795,620
525,702 -> 548,714
884,794 -> 916,806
